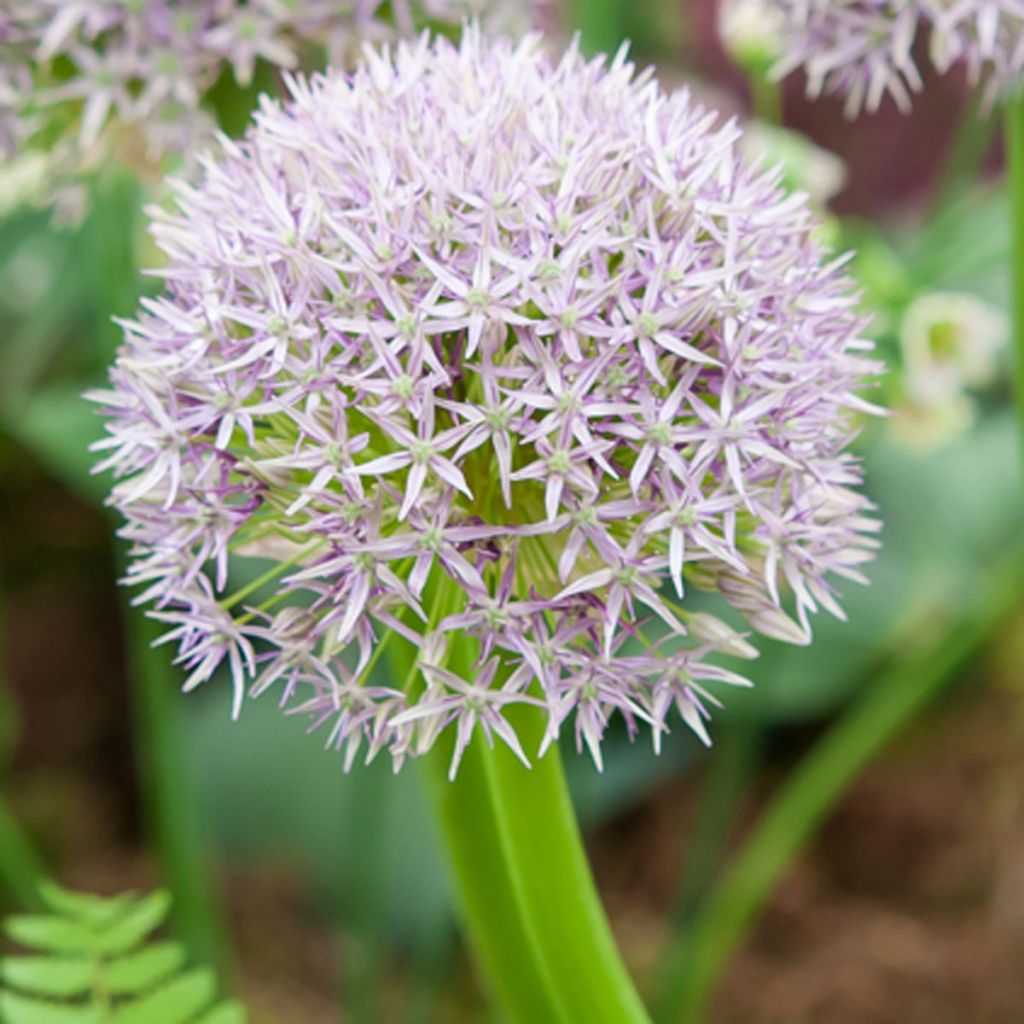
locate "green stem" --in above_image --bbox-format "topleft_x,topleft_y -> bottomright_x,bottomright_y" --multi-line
1008,96 -> 1024,472
653,555 -> 1024,1024
421,705 -> 650,1024
118,549 -> 229,973
0,800 -> 45,912
749,73 -> 782,123
567,0 -> 623,56
0,510 -> 45,911
933,93 -> 996,210
340,761 -> 390,1024
669,724 -> 761,930
407,580 -> 650,1024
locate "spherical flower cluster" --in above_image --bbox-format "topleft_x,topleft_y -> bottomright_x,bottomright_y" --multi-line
771,0 -> 1024,116
0,1 -> 531,215
94,30 -> 881,777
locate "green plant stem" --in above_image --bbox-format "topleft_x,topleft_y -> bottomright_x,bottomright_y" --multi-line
0,507 -> 45,911
341,762 -> 389,1024
749,73 -> 781,123
653,556 -> 1024,1024
933,94 -> 997,210
421,703 -> 650,1024
0,800 -> 45,912
1008,96 -> 1024,472
566,0 -> 623,56
671,724 -> 761,929
118,551 -> 229,974
410,589 -> 650,1024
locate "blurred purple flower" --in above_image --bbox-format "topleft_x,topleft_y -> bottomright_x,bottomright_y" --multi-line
1,0 -> 535,211
95,30 -> 881,776
771,0 -> 1024,116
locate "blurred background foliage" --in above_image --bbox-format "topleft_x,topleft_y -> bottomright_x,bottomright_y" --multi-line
2,1 -> 1024,1022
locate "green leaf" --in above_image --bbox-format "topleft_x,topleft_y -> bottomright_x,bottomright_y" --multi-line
2,886 -> 242,1023
93,892 -> 172,956
5,915 -> 96,955
105,942 -> 186,996
38,882 -> 132,926
2,386 -> 109,505
113,968 -> 217,1024
0,989 -> 102,1024
0,955 -> 94,997
653,553 -> 1024,1024
196,1000 -> 249,1024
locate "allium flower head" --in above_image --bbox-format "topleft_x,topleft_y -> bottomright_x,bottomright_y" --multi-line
1,1 -> 533,213
95,30 -> 881,777
771,1 -> 1024,115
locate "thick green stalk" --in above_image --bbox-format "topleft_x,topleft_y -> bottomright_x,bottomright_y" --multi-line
410,583 -> 650,1024
1008,96 -> 1024,471
421,704 -> 651,1024
653,556 -> 1023,1024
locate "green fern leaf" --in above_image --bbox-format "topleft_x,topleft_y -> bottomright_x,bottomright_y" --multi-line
37,883 -> 133,926
0,955 -> 94,997
113,968 -> 217,1024
91,891 -> 171,957
105,943 -> 186,995
1,885 -> 248,1024
195,1000 -> 248,1024
0,988 -> 103,1024
5,915 -> 97,955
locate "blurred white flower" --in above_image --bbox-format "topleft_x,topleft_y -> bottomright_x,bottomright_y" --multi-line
890,391 -> 975,451
901,290 -> 1008,400
740,120 -> 848,204
719,0 -> 785,69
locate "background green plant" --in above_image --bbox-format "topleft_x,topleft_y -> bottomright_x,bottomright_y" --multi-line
0,882 -> 244,1023
1,1 -> 1022,1021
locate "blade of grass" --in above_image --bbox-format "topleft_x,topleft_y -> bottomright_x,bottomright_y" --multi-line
340,760 -> 390,1024
79,171 -> 230,974
1007,94 -> 1024,472
0,512 -> 45,911
653,553 -> 1024,1024
119,558 -> 230,974
670,723 -> 762,930
0,801 -> 45,912
933,93 -> 998,211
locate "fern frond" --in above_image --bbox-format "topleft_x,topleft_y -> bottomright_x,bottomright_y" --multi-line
0,883 -> 247,1024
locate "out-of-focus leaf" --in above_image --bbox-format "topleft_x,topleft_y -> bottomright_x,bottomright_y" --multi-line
92,892 -> 172,957
0,990 -> 102,1024
3,386 -> 107,504
0,957 -> 94,998
5,916 -> 96,956
112,969 -> 217,1024
195,1001 -> 248,1024
105,943 -> 186,995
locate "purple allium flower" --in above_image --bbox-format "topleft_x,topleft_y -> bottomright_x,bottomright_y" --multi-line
94,30 -> 881,777
771,0 -> 1024,116
1,1 -> 535,212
